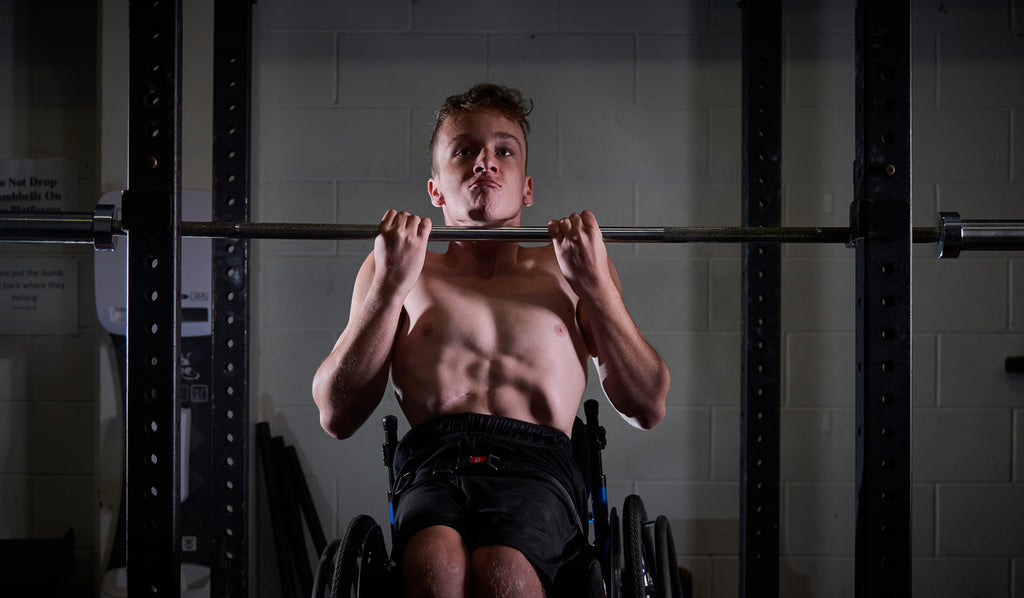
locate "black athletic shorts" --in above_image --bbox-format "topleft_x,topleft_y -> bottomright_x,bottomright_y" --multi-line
391,412 -> 589,587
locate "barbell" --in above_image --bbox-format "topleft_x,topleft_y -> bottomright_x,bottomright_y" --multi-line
0,207 -> 1020,259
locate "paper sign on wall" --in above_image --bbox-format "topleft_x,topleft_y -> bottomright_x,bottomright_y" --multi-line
0,257 -> 78,335
0,158 -> 78,212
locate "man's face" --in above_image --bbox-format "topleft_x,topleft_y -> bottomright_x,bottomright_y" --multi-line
428,108 -> 533,227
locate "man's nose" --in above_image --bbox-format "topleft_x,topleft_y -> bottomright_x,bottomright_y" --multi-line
474,150 -> 497,172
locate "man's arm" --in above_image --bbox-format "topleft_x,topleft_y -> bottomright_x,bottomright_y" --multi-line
312,211 -> 431,439
549,211 -> 670,429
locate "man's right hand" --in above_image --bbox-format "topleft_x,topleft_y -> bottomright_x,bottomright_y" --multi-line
373,210 -> 432,298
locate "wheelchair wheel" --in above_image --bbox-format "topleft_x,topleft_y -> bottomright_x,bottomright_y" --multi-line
654,516 -> 682,598
313,538 -> 343,598
622,494 -> 651,598
330,515 -> 391,598
608,507 -> 621,598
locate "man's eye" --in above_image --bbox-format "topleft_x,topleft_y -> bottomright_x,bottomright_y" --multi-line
454,148 -> 470,157
497,148 -> 513,156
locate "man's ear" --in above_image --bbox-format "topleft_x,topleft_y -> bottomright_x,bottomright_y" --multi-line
428,178 -> 444,207
522,175 -> 534,208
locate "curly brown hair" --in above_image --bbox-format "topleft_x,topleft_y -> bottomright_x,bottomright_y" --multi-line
429,83 -> 533,174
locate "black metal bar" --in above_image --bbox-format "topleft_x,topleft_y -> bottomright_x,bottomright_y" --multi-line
740,0 -> 782,595
255,423 -> 297,598
22,208 -> 1024,251
274,437 -> 313,597
211,0 -> 252,596
287,445 -> 328,557
852,1 -> 913,596
125,0 -> 182,595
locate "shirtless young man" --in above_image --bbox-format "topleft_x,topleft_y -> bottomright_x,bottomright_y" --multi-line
312,83 -> 670,598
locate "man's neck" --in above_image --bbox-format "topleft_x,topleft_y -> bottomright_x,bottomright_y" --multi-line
444,240 -> 523,278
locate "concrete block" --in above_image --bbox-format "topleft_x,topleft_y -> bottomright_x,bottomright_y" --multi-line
939,183 -> 1024,220
914,334 -> 938,408
0,33 -> 34,104
914,483 -> 935,556
937,333 -> 1024,407
913,557 -> 1010,597
489,34 -> 635,110
784,182 -> 852,229
637,181 -> 742,260
337,34 -> 487,108
709,107 -> 741,185
784,483 -> 854,556
259,33 -> 335,107
914,108 -> 1011,183
257,0 -> 410,32
25,336 -> 94,402
913,259 -> 1008,332
601,406 -> 711,482
1015,260 -> 1024,332
913,0 -> 1014,34
914,409 -> 1011,482
712,407 -> 739,482
1017,410 -> 1023,483
560,0 -> 708,33
259,255 -> 364,329
335,181 -> 435,257
786,333 -> 855,408
638,35 -> 740,108
0,475 -> 31,536
528,179 -> 636,229
256,180 -> 338,256
939,34 -> 1024,106
614,257 -> 708,333
779,557 -> 854,598
0,337 -> 30,401
780,409 -> 855,482
647,332 -> 740,408
257,328 -> 340,406
0,402 -> 92,474
1015,558 -> 1024,598
631,481 -> 739,555
938,483 -> 1024,555
709,258 -> 741,333
784,34 -> 854,109
414,0 -> 556,32
260,107 -> 409,181
36,34 -> 95,107
781,107 -> 855,183
32,476 -> 93,547
913,32 -> 938,110
710,556 -> 739,598
781,258 -> 856,333
559,108 -> 708,182
1015,107 -> 1024,184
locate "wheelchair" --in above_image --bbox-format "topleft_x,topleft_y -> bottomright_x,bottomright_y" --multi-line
312,400 -> 691,598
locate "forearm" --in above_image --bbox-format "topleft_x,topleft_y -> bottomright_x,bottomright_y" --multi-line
579,287 -> 670,429
312,291 -> 404,439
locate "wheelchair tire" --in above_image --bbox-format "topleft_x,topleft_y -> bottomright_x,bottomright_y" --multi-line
313,538 -> 343,598
609,507 -> 621,598
654,516 -> 682,598
331,515 -> 390,598
622,495 -> 649,598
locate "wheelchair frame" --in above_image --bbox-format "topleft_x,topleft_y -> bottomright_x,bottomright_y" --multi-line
313,400 -> 691,598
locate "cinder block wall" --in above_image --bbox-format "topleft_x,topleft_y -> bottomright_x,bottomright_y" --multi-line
0,0 -> 99,594
252,0 -> 1024,596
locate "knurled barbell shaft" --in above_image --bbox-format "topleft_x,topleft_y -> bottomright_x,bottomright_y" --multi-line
9,208 -> 1024,257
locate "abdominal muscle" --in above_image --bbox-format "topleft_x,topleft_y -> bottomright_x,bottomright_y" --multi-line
389,251 -> 590,438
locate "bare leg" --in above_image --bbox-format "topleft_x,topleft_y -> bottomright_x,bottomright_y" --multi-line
402,526 -> 469,598
469,545 -> 545,598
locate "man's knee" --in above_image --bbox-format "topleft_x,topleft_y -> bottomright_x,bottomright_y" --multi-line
469,545 -> 544,598
402,526 -> 468,598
